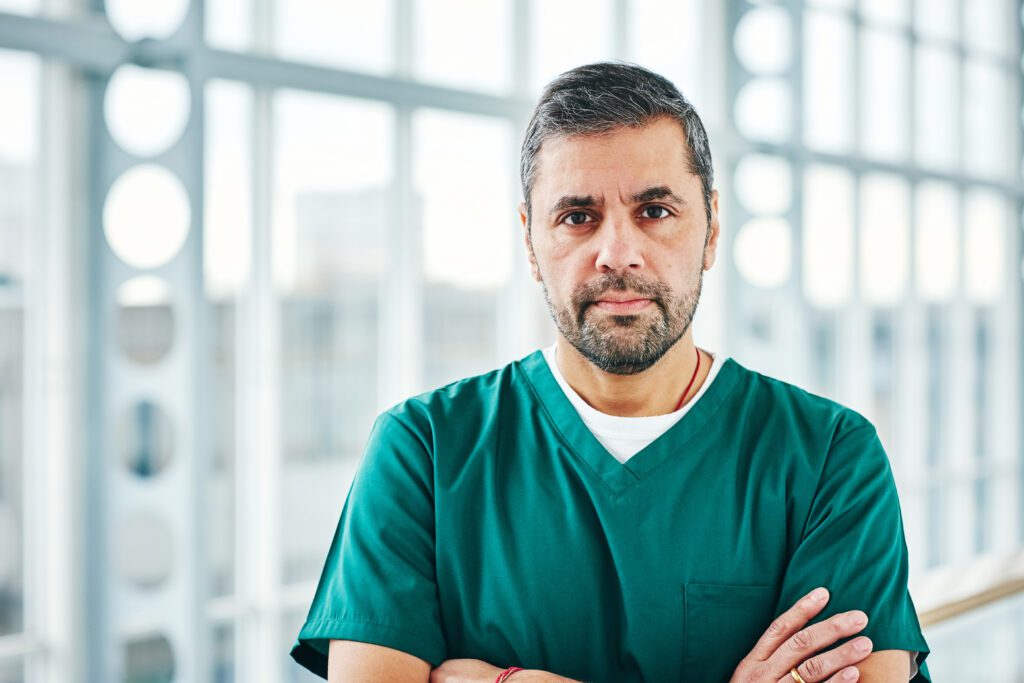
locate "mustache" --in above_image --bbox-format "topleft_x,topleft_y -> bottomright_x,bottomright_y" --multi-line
571,272 -> 668,306
570,272 -> 670,326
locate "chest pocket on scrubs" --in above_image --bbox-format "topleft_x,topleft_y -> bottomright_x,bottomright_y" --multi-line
681,582 -> 778,683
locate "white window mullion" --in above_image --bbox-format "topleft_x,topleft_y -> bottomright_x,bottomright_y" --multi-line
22,56 -> 80,683
234,83 -> 281,683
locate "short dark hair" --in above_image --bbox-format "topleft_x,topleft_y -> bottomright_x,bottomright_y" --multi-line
520,61 -> 714,238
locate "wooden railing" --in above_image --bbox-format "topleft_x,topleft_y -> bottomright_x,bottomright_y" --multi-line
919,575 -> 1024,626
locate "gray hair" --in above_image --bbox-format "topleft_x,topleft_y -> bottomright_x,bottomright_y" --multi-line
520,61 -> 714,238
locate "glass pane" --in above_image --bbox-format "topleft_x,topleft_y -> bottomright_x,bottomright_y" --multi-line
870,313 -> 896,446
413,109 -> 514,389
0,0 -> 38,12
123,632 -> 175,683
734,78 -> 792,143
104,65 -> 191,158
529,0 -> 614,92
914,45 -> 959,171
861,0 -> 908,26
915,181 -> 959,302
974,312 -> 989,463
803,165 -> 854,309
925,483 -> 945,567
105,0 -> 188,41
273,1 -> 394,74
803,10 -> 854,152
964,60 -> 1014,180
925,305 -> 947,470
0,309 -> 24,639
807,0 -> 853,9
860,173 -> 910,306
0,659 -> 23,683
924,590 -> 1024,678
629,0 -> 704,106
964,187 -> 1008,306
212,622 -> 235,683
0,48 -> 37,640
206,0 -> 252,52
965,0 -> 1014,58
734,153 -> 792,215
413,0 -> 512,94
0,50 -> 37,286
734,218 -> 793,288
915,0 -> 958,43
860,28 -> 909,161
205,79 -> 252,300
103,165 -> 191,269
284,610 -> 322,682
274,90 -> 393,583
808,312 -> 837,397
205,80 -> 251,597
734,5 -> 793,76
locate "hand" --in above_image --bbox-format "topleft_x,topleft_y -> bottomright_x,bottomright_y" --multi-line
729,587 -> 873,683
429,658 -> 505,683
429,659 -> 582,683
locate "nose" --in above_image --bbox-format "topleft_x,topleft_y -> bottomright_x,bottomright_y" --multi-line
593,215 -> 645,272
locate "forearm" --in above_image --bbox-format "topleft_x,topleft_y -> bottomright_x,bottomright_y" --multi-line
506,671 -> 584,683
429,658 -> 585,683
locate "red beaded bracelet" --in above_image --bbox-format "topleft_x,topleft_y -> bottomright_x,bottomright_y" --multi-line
495,666 -> 524,682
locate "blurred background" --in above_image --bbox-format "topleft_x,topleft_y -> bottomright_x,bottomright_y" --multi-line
0,0 -> 1021,680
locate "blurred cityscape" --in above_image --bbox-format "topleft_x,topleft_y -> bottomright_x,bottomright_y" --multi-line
1,0 -> 1023,681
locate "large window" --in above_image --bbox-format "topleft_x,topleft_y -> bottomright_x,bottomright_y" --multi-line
0,0 -> 1020,680
0,47 -> 37,683
727,0 -> 1023,605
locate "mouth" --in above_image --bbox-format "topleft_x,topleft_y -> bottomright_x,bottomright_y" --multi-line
592,298 -> 653,313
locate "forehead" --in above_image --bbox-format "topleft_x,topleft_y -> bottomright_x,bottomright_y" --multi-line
532,117 -> 694,201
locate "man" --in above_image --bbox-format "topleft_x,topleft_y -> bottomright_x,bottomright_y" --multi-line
290,62 -> 931,682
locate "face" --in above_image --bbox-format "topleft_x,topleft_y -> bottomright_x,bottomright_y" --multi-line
519,116 -> 720,375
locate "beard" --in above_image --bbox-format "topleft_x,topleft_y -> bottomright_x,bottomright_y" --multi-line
540,264 -> 703,376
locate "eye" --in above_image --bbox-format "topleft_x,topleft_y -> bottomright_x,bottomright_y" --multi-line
561,211 -> 593,226
641,205 -> 671,220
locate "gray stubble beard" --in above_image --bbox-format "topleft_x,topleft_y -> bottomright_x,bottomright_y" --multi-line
541,262 -> 703,376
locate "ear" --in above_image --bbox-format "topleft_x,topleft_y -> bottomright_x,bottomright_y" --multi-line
519,201 -> 543,283
703,189 -> 720,271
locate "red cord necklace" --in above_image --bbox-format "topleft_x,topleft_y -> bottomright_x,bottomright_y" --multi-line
673,347 -> 701,412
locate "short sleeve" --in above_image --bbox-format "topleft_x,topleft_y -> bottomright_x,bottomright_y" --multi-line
289,411 -> 447,678
774,417 -> 932,681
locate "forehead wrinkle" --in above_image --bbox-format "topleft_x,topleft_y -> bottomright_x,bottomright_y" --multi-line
622,184 -> 687,206
549,193 -> 604,215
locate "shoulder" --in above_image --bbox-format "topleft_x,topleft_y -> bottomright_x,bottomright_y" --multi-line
730,358 -> 877,446
380,354 -> 529,442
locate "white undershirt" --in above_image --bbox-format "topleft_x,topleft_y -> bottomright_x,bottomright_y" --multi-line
541,343 -> 921,679
541,343 -> 725,464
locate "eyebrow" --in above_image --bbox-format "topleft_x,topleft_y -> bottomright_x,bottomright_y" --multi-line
548,186 -> 686,216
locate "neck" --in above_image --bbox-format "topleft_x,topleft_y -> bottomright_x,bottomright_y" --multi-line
555,331 -> 709,417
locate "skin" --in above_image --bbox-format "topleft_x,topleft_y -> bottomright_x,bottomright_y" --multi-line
327,117 -> 915,683
519,116 -> 716,418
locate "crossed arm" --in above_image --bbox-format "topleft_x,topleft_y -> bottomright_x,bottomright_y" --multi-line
326,589 -> 913,683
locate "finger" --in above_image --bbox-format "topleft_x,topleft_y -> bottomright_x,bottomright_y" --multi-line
822,666 -> 861,682
746,587 -> 830,662
791,637 -> 872,682
776,662 -> 863,683
767,611 -> 870,676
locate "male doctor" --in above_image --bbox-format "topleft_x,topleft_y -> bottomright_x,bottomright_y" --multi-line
291,62 -> 931,682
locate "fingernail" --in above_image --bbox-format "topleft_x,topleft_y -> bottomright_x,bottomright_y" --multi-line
809,587 -> 828,602
843,668 -> 858,680
846,611 -> 868,627
855,637 -> 872,652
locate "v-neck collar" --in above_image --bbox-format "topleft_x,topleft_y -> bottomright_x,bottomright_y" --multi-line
516,349 -> 745,497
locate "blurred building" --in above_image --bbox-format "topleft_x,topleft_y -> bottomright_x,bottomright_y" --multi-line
0,0 -> 1022,681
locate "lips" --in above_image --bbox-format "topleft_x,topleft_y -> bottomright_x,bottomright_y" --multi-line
593,298 -> 653,313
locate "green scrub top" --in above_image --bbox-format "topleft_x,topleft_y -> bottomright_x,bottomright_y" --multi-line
291,350 -> 931,682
